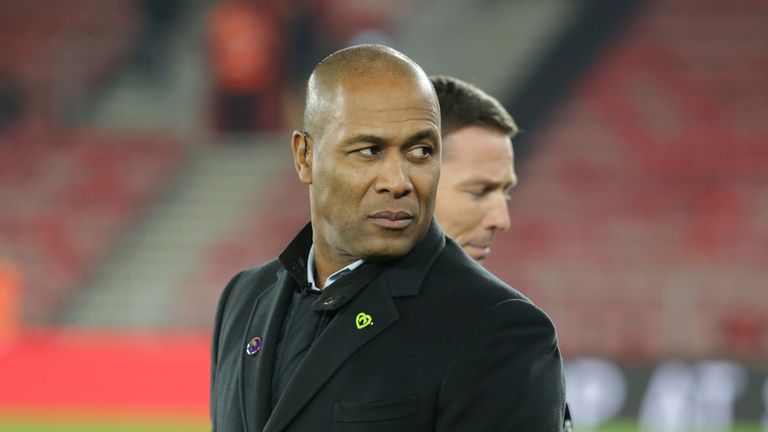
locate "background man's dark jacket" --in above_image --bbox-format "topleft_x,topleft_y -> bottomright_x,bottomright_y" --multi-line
211,221 -> 566,431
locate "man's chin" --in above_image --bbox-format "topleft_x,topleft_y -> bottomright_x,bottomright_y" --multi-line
356,237 -> 418,261
464,245 -> 491,262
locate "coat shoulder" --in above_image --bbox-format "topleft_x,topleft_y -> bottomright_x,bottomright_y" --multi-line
425,238 -> 553,328
215,259 -> 282,321
432,239 -> 528,300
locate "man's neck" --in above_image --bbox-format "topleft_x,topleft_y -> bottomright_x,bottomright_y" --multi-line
311,242 -> 358,288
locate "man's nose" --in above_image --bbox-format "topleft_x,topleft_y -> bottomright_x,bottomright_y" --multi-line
486,192 -> 511,231
375,156 -> 413,198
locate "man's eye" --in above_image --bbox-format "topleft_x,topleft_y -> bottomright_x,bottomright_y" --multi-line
406,146 -> 432,159
357,147 -> 380,156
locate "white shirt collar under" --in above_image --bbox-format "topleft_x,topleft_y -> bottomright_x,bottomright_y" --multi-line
306,244 -> 364,291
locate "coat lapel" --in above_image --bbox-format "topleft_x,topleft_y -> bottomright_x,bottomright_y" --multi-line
264,278 -> 399,432
239,268 -> 294,432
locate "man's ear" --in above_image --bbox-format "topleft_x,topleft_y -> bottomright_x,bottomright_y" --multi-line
291,131 -> 312,184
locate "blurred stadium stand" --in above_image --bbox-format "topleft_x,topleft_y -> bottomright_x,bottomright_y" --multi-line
0,0 -> 140,125
0,0 -> 182,326
62,139 -> 285,327
0,128 -> 179,324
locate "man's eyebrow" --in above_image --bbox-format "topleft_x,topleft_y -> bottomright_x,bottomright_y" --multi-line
343,130 -> 438,147
344,134 -> 387,146
405,129 -> 439,147
459,177 -> 516,189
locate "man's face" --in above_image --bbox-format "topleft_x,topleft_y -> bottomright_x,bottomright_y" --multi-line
305,72 -> 441,263
435,125 -> 516,262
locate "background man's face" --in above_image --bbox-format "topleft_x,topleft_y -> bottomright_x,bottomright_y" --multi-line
435,125 -> 516,262
309,72 -> 441,262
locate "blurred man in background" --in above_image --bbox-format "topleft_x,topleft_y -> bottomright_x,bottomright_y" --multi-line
207,0 -> 281,132
431,75 -> 574,431
430,75 -> 518,263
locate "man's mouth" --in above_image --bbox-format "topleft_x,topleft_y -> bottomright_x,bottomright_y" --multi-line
368,210 -> 414,230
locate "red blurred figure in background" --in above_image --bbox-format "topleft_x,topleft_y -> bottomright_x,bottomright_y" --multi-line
208,0 -> 282,132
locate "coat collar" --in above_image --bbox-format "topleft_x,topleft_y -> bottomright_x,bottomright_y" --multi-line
278,221 -> 387,311
277,219 -> 446,303
383,218 -> 446,297
278,222 -> 313,288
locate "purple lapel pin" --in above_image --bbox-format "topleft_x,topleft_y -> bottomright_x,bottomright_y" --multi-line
245,336 -> 263,356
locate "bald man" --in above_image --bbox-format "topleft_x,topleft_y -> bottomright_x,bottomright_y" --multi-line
211,45 -> 566,432
431,75 -> 519,263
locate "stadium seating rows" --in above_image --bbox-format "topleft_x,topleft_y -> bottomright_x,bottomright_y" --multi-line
0,0 -> 180,324
0,0 -> 139,123
174,170 -> 309,328
484,0 -> 768,361
0,128 -> 180,323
